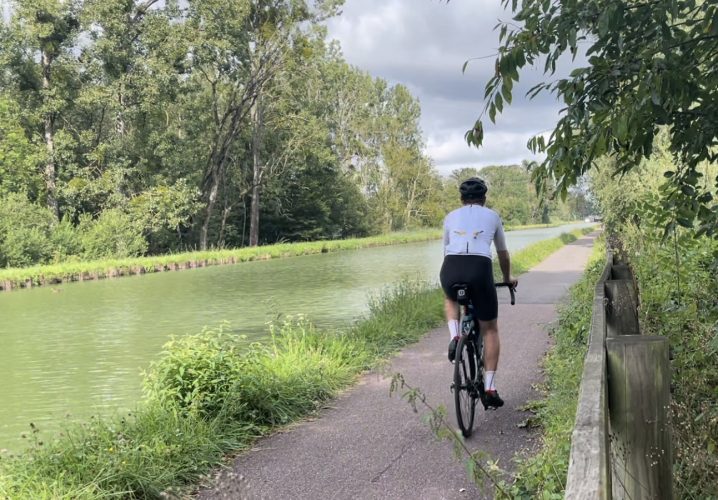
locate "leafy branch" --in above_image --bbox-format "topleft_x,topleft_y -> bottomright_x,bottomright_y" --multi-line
388,373 -> 510,498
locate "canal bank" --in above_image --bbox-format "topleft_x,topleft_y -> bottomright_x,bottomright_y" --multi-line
0,223 -> 595,452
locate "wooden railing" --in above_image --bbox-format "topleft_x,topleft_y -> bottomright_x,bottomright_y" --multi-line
565,252 -> 673,500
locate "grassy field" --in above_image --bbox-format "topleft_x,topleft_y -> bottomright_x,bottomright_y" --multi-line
0,222 -> 586,292
0,227 -> 593,499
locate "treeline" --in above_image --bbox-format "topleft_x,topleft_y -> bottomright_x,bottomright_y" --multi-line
0,0 -> 589,269
447,164 -> 593,226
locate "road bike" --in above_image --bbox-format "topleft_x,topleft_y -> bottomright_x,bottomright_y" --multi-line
451,282 -> 516,438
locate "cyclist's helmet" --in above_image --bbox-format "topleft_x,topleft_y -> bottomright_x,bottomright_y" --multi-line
459,177 -> 488,200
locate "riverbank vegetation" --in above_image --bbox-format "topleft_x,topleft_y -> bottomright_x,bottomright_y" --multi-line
591,152 -> 718,498
0,1 -> 593,271
0,229 -> 590,499
0,222 -> 584,291
496,144 -> 717,497
0,229 -> 441,291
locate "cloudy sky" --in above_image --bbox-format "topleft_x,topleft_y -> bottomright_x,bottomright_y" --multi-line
326,0 -> 574,176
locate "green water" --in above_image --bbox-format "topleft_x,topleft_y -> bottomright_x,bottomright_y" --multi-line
0,223 -> 593,450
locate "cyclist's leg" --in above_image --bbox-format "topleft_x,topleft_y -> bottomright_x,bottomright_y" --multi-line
440,256 -> 461,341
477,318 -> 503,408
478,318 -> 499,374
444,296 -> 459,329
470,258 -> 503,405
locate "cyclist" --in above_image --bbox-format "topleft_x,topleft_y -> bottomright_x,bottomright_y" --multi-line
439,177 -> 517,409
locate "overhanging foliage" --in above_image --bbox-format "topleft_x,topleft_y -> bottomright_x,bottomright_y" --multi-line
463,0 -> 718,236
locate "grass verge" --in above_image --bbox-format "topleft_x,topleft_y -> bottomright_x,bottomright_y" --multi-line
0,229 -> 442,291
497,228 -> 594,279
0,228 -> 592,499
495,235 -> 605,498
0,222 -> 589,292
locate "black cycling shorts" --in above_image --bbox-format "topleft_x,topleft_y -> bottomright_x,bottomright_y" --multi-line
439,255 -> 498,321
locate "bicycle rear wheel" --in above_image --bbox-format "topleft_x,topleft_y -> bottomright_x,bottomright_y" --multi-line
453,335 -> 478,437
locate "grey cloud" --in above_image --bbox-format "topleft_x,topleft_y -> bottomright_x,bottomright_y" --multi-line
327,0 -> 582,175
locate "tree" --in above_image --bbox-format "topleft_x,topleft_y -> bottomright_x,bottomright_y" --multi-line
0,97 -> 43,198
479,165 -> 533,224
0,0 -> 440,267
463,0 -> 718,236
0,0 -> 81,219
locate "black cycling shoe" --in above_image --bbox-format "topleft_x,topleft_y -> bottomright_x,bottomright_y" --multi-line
482,390 -> 504,409
448,337 -> 459,362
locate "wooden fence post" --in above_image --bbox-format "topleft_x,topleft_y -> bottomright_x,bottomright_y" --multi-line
606,336 -> 673,500
604,279 -> 640,338
610,264 -> 632,280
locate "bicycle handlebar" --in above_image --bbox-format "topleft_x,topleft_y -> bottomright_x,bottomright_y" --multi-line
495,282 -> 517,305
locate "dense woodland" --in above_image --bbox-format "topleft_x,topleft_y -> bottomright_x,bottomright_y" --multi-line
0,0 -> 591,268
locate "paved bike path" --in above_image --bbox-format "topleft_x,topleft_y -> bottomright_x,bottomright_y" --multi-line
200,233 -> 597,499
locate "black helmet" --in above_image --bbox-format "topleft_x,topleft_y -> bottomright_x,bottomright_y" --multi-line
459,177 -> 488,200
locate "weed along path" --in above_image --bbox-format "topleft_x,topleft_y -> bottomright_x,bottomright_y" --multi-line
200,234 -> 597,500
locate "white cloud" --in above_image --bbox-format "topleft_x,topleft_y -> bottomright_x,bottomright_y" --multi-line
326,0 -> 580,176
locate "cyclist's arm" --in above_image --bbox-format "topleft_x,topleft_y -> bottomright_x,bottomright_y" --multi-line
443,219 -> 450,256
494,215 -> 516,285
497,250 -> 513,283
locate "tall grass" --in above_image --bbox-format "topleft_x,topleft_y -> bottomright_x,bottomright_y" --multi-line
0,229 -> 590,499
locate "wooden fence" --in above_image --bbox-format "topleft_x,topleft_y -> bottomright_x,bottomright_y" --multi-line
564,252 -> 673,500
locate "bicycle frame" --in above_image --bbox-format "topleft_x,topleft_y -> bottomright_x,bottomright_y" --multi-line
452,282 -> 516,437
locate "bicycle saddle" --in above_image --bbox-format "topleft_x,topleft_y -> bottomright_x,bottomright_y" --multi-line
451,283 -> 471,305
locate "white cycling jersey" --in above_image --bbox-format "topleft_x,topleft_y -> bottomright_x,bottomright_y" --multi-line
443,204 -> 507,258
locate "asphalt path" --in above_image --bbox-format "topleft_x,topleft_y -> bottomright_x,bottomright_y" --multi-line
199,233 -> 597,500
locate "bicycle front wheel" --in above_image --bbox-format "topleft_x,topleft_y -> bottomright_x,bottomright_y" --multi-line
454,335 -> 477,437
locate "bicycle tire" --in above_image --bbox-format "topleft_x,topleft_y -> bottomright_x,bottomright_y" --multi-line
454,334 -> 478,437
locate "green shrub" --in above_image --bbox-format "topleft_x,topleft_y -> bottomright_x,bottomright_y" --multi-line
622,227 -> 718,498
0,194 -> 56,267
79,208 -> 148,259
1,226 -> 53,268
50,216 -> 82,262
142,325 -> 247,419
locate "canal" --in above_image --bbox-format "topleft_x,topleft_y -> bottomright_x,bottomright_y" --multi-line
0,223 -> 593,450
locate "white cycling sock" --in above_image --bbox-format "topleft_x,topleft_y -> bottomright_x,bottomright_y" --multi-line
448,320 -> 459,339
485,371 -> 496,391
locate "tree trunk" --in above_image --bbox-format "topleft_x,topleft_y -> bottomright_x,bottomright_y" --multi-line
42,50 -> 59,219
200,168 -> 220,250
405,174 -> 419,225
249,96 -> 263,247
241,198 -> 248,247
218,205 -> 231,249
